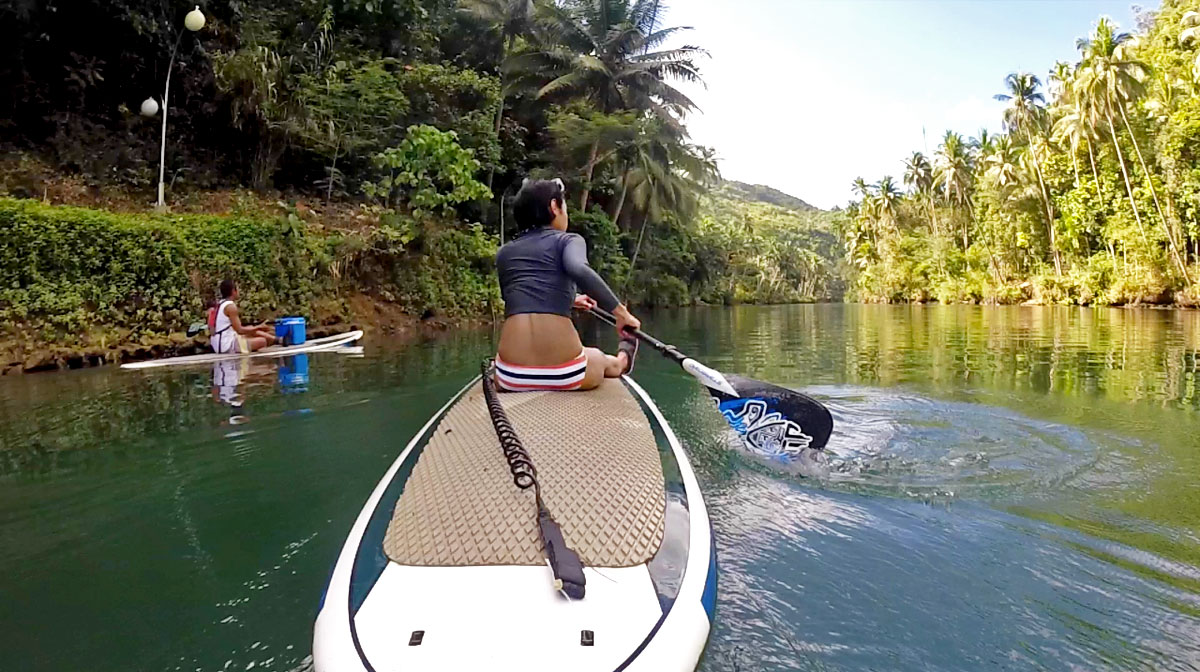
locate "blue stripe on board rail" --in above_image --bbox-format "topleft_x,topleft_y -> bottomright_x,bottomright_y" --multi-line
701,520 -> 718,622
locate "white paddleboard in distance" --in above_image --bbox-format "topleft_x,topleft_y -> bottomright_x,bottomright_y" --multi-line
313,375 -> 717,672
121,330 -> 363,370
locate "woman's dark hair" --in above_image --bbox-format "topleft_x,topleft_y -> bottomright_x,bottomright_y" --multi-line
513,179 -> 564,232
219,279 -> 236,300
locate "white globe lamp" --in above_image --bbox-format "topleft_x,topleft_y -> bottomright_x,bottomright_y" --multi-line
140,97 -> 159,117
184,6 -> 206,32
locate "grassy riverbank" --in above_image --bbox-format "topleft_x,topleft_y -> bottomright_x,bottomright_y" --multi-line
0,183 -> 841,373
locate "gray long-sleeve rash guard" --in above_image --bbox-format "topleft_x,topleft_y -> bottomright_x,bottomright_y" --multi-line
496,227 -> 621,317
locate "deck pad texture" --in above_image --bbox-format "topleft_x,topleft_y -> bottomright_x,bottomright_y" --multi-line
382,379 -> 666,568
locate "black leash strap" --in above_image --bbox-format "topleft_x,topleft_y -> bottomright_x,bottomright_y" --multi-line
481,360 -> 586,600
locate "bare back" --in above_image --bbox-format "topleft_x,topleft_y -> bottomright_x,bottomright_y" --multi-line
497,314 -> 585,366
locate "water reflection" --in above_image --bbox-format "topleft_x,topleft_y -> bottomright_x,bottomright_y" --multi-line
208,355 -> 316,427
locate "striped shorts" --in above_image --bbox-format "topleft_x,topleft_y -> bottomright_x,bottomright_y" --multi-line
495,351 -> 588,391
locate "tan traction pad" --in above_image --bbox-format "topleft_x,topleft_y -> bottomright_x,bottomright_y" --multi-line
382,379 -> 666,568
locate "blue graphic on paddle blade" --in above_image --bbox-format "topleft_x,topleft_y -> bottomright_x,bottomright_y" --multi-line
718,398 -> 814,460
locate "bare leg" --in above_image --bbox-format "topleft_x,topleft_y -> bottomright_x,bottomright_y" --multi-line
579,347 -> 630,390
244,336 -> 270,352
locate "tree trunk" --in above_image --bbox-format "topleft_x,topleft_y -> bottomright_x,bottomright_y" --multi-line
625,215 -> 652,295
928,194 -> 946,277
611,174 -> 629,225
580,139 -> 600,212
1070,142 -> 1081,189
326,139 -> 339,205
1087,139 -> 1105,205
1106,107 -> 1149,246
927,193 -> 940,237
1118,103 -> 1190,284
1024,127 -> 1062,276
485,33 -> 516,194
965,203 -> 980,251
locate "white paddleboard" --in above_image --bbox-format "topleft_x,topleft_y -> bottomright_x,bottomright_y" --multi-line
121,330 -> 364,370
313,375 -> 716,672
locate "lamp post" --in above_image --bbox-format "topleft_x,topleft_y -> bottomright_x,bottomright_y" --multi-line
142,5 -> 206,209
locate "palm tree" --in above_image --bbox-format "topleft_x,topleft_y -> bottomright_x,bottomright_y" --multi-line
1076,17 -> 1189,282
903,152 -> 932,194
851,179 -> 880,250
510,0 -> 707,210
1048,60 -> 1074,103
1051,107 -> 1088,189
875,176 -> 901,235
624,138 -> 719,285
970,128 -> 996,156
904,151 -> 939,236
460,0 -> 537,190
1048,60 -> 1085,188
995,71 -> 1062,275
984,135 -> 1022,192
935,131 -> 974,248
851,177 -> 871,201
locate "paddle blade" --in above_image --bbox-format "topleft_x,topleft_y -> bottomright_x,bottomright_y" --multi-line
708,374 -> 833,456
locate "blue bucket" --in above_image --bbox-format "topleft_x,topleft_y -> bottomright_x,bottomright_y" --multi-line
275,316 -> 307,346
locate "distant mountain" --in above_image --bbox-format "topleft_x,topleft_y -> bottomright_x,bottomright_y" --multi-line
720,180 -> 821,213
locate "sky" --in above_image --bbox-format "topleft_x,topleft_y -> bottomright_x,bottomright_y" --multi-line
664,0 -> 1153,209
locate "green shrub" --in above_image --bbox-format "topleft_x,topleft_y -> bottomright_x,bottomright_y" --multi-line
569,209 -> 629,290
0,199 -> 337,342
391,221 -> 500,318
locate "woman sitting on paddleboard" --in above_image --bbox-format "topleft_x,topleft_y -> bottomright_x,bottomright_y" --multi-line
210,279 -> 279,354
495,178 -> 640,391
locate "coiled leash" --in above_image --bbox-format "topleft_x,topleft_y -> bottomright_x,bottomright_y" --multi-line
481,360 -> 586,600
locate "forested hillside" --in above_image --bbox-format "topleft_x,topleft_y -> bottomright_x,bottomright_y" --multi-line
843,1 -> 1200,305
722,181 -> 820,213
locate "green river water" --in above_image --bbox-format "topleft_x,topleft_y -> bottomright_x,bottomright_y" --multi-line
2,304 -> 1199,671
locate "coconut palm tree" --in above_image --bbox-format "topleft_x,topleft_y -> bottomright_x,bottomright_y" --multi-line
984,135 -> 1022,192
509,0 -> 707,210
995,71 -> 1062,275
903,152 -> 932,195
935,131 -> 974,248
1075,17 -> 1189,282
1048,60 -> 1075,103
851,177 -> 871,201
624,132 -> 719,285
875,175 -> 901,235
970,128 -> 996,156
904,151 -> 939,236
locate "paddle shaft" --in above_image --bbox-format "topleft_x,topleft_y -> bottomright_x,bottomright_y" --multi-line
586,306 -> 686,365
586,305 -> 835,452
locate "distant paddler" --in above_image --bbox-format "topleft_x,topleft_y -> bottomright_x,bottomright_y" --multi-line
208,279 -> 279,354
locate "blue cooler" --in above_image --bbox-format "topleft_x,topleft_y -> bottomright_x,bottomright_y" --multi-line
274,316 -> 307,346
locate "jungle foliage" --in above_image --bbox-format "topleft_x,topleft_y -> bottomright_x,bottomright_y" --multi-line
843,1 -> 1200,306
0,0 -> 838,345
